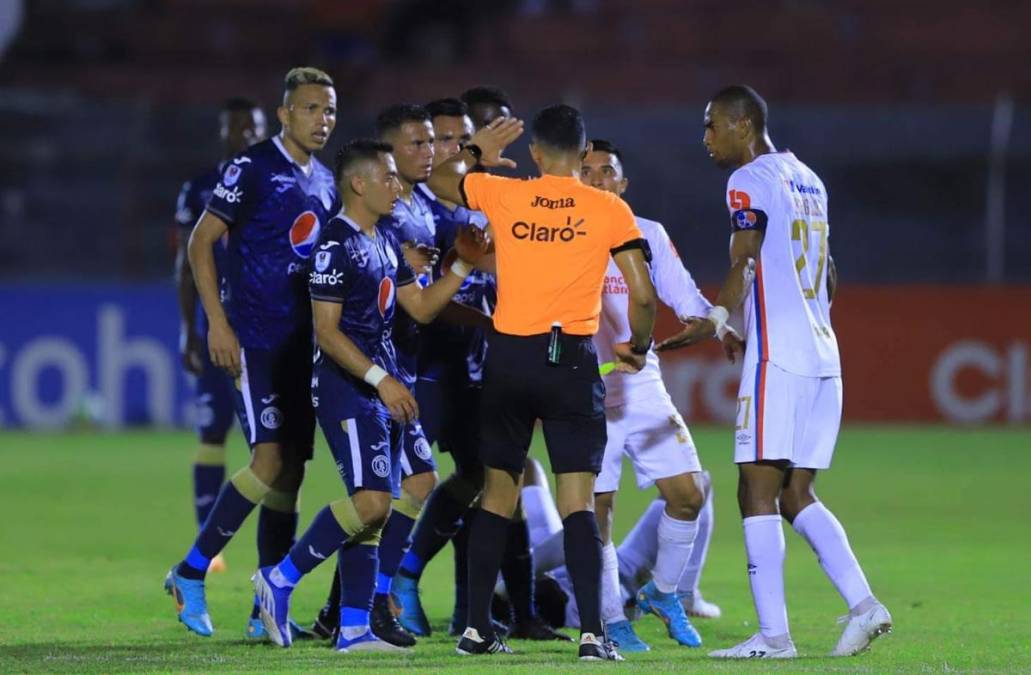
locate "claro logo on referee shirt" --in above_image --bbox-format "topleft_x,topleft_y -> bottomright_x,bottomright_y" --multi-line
511,216 -> 586,242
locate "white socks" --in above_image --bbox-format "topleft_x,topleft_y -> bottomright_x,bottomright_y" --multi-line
677,485 -> 714,595
600,542 -> 627,624
653,510 -> 698,594
531,529 -> 566,575
743,515 -> 790,639
792,502 -> 874,612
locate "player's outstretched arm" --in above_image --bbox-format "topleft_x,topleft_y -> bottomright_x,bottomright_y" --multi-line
611,247 -> 657,372
188,211 -> 240,376
397,226 -> 490,324
426,117 -> 524,206
656,229 -> 762,352
827,254 -> 837,306
175,228 -> 203,375
312,299 -> 417,423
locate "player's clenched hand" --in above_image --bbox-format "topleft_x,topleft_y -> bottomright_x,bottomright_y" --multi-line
377,376 -> 419,424
655,317 -> 716,352
722,327 -> 745,364
402,242 -> 439,275
612,342 -> 647,373
181,331 -> 205,376
208,319 -> 241,377
454,226 -> 490,266
470,117 -> 524,169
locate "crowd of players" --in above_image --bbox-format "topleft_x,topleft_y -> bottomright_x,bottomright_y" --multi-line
166,66 -> 892,662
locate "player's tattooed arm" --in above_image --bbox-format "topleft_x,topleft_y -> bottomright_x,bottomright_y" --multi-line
188,211 -> 240,376
426,117 -> 524,206
175,229 -> 203,375
312,299 -> 418,422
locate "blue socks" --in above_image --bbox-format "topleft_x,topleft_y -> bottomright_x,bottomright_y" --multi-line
178,481 -> 259,580
339,543 -> 379,636
375,510 -> 416,600
192,464 -> 225,528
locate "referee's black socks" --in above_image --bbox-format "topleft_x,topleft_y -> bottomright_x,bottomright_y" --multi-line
466,508 -> 510,636
563,510 -> 604,636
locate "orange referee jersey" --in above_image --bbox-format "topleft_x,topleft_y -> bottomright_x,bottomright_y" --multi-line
461,173 -> 642,336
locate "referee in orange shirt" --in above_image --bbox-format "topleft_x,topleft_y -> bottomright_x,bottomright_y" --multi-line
429,105 -> 657,661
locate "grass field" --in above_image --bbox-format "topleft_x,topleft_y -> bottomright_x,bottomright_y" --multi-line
1,425 -> 1030,672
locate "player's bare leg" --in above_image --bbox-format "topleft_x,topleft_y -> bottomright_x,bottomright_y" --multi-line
780,469 -> 891,656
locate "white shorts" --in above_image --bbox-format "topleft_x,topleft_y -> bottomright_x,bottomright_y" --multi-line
595,393 -> 702,494
734,360 -> 842,469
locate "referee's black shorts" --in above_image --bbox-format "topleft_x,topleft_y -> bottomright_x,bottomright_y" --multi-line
480,330 -> 606,475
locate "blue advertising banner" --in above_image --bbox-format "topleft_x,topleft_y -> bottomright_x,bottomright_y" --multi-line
0,284 -> 195,429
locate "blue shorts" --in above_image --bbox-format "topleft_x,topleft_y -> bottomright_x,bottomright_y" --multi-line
190,341 -> 236,445
416,377 -> 480,475
234,342 -> 315,459
315,372 -> 403,497
400,418 -> 435,479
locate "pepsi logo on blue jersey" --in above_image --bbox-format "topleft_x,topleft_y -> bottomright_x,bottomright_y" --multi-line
175,164 -> 225,338
376,186 -> 437,387
309,213 -> 416,398
205,135 -> 339,350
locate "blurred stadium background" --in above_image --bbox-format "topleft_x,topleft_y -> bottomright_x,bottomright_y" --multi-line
1,0 -> 1029,430
2,1 -> 1031,671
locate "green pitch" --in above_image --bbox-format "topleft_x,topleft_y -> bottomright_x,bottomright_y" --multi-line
1,425 -> 1029,672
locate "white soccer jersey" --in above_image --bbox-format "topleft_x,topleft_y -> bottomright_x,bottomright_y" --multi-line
727,152 -> 840,378
594,216 -> 712,408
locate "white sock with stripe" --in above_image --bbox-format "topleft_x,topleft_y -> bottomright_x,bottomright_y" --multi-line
791,502 -> 874,612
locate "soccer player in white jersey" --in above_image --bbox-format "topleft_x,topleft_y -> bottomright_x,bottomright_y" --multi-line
658,85 -> 891,659
579,139 -> 734,651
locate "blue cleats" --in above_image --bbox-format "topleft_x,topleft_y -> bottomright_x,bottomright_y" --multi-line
253,566 -> 294,648
637,580 -> 702,647
165,567 -> 213,637
336,627 -> 408,653
393,575 -> 431,637
607,619 -> 650,652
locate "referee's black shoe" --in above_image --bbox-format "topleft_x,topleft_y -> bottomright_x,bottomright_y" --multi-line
579,632 -> 624,661
370,594 -> 416,647
456,627 -> 513,655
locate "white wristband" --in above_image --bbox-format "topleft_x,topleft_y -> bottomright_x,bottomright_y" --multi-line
363,365 -> 388,387
451,259 -> 472,279
708,305 -> 731,339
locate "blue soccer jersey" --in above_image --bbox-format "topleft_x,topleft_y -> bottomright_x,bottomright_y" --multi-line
419,188 -> 495,385
309,214 -> 416,400
175,165 -> 225,336
205,135 -> 339,349
377,187 -> 437,386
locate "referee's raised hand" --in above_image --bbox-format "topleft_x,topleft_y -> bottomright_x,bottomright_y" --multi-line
469,116 -> 524,169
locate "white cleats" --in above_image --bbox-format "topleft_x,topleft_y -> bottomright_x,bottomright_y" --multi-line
709,632 -> 797,659
831,603 -> 892,656
682,591 -> 722,619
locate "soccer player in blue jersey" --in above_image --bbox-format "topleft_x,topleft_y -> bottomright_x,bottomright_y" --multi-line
252,139 -> 489,652
164,67 -> 339,639
174,97 -> 266,576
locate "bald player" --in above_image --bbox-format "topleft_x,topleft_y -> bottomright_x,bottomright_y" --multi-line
659,85 -> 891,659
429,105 -> 657,662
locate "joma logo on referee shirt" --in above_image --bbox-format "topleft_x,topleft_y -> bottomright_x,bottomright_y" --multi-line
512,217 -> 586,242
531,195 -> 576,209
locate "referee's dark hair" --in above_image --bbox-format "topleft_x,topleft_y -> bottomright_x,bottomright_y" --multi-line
334,138 -> 394,183
375,103 -> 431,138
532,104 -> 586,153
710,84 -> 768,133
588,138 -> 623,164
425,97 -> 469,119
